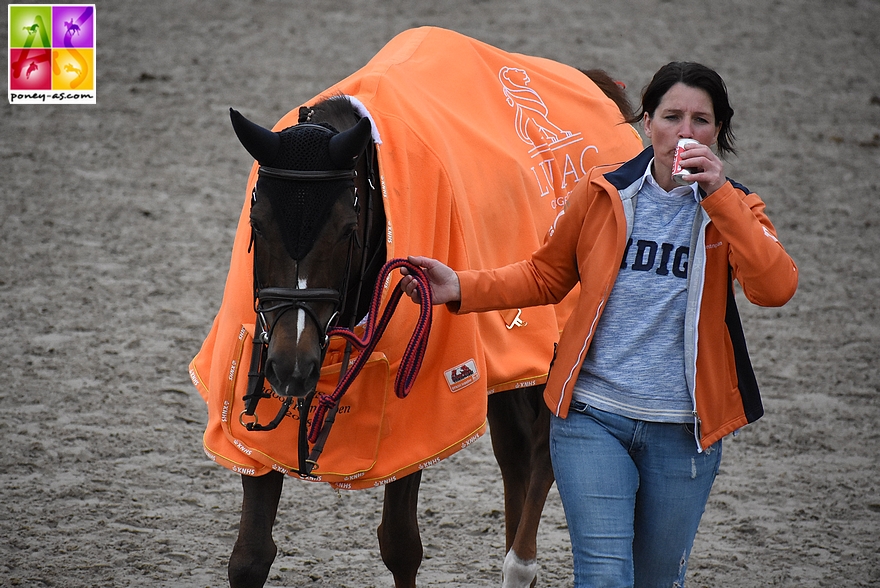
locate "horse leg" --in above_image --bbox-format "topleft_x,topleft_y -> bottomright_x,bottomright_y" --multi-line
377,470 -> 423,588
228,471 -> 285,588
509,390 -> 553,588
487,386 -> 554,588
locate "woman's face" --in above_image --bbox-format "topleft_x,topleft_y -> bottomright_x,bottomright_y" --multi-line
643,82 -> 721,176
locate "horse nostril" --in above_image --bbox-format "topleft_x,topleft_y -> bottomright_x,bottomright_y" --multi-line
263,358 -> 286,395
264,356 -> 320,398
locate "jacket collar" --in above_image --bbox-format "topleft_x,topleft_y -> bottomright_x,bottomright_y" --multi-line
601,146 -> 653,242
604,145 -> 654,192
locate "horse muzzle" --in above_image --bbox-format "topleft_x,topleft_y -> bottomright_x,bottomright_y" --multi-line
263,335 -> 324,399
255,286 -> 342,398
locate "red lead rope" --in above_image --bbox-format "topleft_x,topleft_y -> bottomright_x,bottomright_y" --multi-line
307,258 -> 433,444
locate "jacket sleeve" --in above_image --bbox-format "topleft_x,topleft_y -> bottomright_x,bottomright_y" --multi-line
454,178 -> 592,314
701,181 -> 798,307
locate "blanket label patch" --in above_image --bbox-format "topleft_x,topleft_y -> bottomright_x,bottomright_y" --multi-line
444,359 -> 480,392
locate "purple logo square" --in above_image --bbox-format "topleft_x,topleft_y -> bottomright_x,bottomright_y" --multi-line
52,5 -> 95,48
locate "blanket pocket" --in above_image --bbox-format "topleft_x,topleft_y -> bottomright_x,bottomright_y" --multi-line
222,324 -> 390,482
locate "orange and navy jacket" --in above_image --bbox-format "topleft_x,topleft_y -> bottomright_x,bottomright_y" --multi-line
454,146 -> 799,450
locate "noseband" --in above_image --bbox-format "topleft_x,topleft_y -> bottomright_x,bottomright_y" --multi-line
255,287 -> 341,348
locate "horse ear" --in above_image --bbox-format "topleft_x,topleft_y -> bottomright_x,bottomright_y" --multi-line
328,117 -> 371,168
229,108 -> 280,165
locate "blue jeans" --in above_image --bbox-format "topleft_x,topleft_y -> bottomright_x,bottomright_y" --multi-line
550,402 -> 722,588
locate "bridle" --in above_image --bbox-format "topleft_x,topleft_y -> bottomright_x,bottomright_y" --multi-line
250,164 -> 358,356
239,128 -> 385,477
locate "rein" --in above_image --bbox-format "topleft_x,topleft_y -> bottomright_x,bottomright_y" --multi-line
310,258 -> 433,442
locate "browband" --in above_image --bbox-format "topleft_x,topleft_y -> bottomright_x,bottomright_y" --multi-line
258,166 -> 356,182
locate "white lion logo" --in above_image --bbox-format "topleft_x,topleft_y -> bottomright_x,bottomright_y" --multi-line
499,66 -> 574,148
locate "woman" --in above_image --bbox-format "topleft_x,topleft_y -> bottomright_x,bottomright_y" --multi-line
401,62 -> 798,586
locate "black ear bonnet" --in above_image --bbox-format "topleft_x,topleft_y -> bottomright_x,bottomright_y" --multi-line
230,108 -> 372,260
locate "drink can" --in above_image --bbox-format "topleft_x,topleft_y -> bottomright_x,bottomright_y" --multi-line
672,138 -> 699,186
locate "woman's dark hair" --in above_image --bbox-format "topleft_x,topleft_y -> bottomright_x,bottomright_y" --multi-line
578,68 -> 634,121
627,62 -> 736,157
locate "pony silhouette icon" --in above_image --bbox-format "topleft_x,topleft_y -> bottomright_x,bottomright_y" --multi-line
64,20 -> 82,37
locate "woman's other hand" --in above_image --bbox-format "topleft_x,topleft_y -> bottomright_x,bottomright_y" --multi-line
399,256 -> 462,305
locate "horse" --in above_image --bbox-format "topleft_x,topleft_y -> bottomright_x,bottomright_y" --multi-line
226,97 -> 558,588
191,26 -> 645,588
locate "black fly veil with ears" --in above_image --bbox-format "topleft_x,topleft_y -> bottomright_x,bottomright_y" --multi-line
229,108 -> 372,260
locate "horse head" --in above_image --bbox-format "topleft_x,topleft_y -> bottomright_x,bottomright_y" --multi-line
230,107 -> 374,399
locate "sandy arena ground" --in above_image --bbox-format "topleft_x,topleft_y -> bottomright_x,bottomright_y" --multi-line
2,0 -> 879,586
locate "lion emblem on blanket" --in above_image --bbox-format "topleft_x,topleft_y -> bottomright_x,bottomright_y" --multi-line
499,66 -> 577,149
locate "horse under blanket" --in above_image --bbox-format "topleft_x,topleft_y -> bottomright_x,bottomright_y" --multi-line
189,26 -> 644,489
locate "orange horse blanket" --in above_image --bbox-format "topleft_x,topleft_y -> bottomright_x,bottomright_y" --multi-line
189,26 -> 644,489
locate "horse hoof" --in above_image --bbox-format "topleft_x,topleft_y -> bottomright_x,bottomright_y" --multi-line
501,549 -> 538,588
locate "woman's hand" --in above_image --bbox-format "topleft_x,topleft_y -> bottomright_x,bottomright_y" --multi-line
679,142 -> 727,195
399,255 -> 461,305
